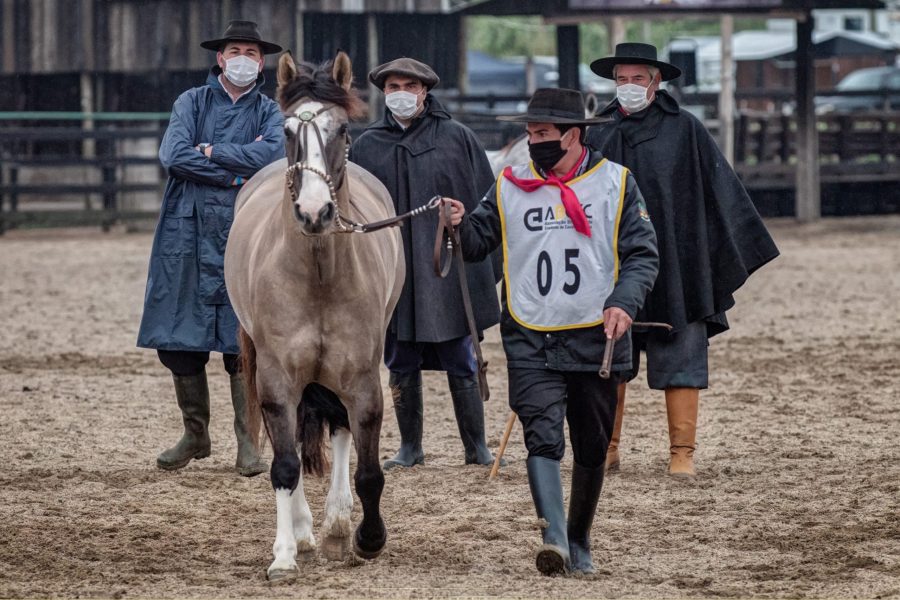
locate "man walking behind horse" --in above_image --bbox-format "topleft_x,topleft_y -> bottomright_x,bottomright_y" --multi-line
586,43 -> 779,476
137,21 -> 285,476
445,88 -> 659,575
350,58 -> 501,469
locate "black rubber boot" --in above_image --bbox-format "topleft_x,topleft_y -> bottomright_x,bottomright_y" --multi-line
567,462 -> 605,575
447,373 -> 503,466
526,456 -> 570,576
230,374 -> 268,477
383,371 -> 425,470
157,372 -> 212,470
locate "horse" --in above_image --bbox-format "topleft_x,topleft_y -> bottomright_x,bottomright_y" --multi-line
223,51 -> 404,581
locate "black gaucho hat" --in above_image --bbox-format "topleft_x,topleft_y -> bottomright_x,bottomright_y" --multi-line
496,88 -> 604,124
590,42 -> 682,82
368,57 -> 440,90
200,20 -> 283,55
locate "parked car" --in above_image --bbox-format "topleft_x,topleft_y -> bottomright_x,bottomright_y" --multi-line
815,66 -> 900,114
461,51 -> 615,114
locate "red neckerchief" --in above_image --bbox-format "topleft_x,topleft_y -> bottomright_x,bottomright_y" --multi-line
502,147 -> 591,237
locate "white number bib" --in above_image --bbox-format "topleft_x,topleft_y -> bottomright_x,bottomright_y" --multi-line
497,160 -> 627,331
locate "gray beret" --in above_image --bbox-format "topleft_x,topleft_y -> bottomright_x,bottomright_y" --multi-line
368,57 -> 440,90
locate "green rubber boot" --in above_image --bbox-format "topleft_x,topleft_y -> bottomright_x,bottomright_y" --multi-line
157,372 -> 212,470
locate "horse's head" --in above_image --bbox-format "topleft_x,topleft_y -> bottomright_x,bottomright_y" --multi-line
277,51 -> 365,235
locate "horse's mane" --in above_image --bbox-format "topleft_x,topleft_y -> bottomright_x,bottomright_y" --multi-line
277,59 -> 366,120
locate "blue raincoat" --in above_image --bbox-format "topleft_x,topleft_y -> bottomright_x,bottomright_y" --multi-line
137,68 -> 285,354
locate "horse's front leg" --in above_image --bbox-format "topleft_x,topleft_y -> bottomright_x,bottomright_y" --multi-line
259,374 -> 302,581
322,427 -> 354,561
350,380 -> 387,559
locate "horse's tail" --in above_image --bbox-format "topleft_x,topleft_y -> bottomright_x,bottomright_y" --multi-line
298,384 -> 350,477
238,326 -> 264,451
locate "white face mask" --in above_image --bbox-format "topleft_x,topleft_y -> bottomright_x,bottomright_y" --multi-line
223,55 -> 260,87
385,91 -> 420,120
616,83 -> 652,113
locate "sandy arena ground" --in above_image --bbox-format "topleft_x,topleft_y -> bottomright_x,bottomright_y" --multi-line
0,216 -> 898,599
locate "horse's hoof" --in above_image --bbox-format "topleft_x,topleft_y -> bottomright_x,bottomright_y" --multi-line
322,535 -> 350,561
266,566 -> 298,583
297,548 -> 317,564
352,527 -> 386,560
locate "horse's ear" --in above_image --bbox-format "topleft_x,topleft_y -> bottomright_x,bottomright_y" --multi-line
277,52 -> 298,89
332,51 -> 353,92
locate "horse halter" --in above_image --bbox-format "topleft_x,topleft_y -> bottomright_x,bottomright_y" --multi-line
284,103 -> 353,232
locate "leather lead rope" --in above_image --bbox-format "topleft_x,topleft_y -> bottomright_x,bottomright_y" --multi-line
433,199 -> 490,403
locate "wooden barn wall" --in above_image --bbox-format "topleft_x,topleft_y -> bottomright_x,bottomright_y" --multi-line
302,13 -> 461,89
0,0 -> 456,76
297,0 -> 447,11
736,54 -> 897,92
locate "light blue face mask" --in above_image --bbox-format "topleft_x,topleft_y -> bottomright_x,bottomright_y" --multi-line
224,55 -> 259,87
385,91 -> 420,119
616,83 -> 651,113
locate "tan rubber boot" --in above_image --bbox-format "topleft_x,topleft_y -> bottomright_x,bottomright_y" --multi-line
665,387 -> 699,477
605,383 -> 627,472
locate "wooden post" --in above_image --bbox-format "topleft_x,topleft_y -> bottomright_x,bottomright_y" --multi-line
556,24 -> 581,91
79,0 -> 96,211
293,0 -> 303,57
2,0 -> 15,72
1,0 -> 14,222
795,10 -> 820,221
610,16 -> 626,52
718,15 -> 735,166
81,0 -> 95,162
457,16 -> 468,96
367,13 -> 380,123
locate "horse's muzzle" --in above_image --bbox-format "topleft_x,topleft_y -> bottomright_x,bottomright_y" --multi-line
294,201 -> 336,234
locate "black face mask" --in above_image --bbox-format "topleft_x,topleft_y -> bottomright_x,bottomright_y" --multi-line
528,139 -> 567,173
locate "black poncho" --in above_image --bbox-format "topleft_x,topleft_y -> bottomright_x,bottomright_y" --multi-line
586,91 -> 779,337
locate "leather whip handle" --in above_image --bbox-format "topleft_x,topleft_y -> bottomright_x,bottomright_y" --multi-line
599,321 -> 672,379
599,337 -> 615,379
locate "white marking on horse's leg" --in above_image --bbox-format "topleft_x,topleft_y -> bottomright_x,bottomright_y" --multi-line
292,469 -> 316,555
323,428 -> 354,539
268,488 -> 298,577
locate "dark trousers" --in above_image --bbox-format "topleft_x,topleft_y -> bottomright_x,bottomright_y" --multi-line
157,350 -> 240,377
508,368 -> 619,469
629,321 -> 709,390
384,330 -> 477,377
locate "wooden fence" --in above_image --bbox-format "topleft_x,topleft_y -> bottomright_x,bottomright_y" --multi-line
1,106 -> 898,232
0,113 -> 168,232
735,110 -> 899,189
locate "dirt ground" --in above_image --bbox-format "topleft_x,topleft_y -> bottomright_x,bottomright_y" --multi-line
0,216 -> 898,599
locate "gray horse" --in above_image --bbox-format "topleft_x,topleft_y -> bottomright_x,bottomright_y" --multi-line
224,51 -> 404,581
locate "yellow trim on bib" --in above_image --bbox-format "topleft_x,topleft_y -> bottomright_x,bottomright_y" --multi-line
612,167 -> 628,282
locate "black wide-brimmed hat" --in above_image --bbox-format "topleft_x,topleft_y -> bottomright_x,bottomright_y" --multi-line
590,42 -> 681,81
368,57 -> 440,90
496,88 -> 605,124
200,20 -> 283,55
